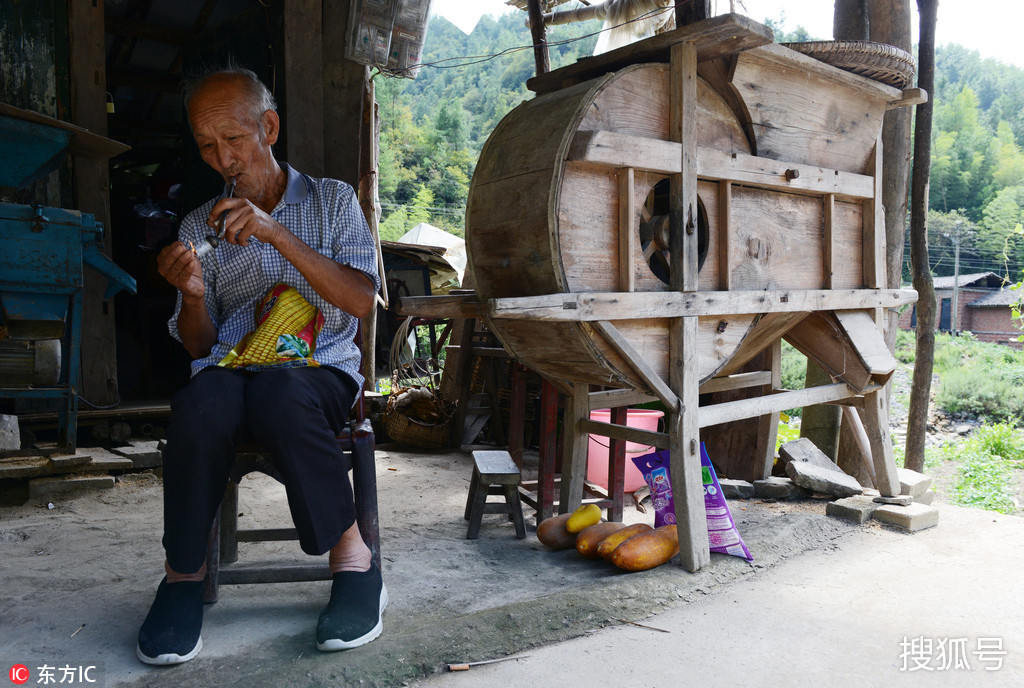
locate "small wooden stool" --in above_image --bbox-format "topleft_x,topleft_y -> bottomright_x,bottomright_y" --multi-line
464,450 -> 526,539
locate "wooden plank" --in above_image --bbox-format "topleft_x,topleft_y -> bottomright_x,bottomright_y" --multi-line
670,316 -> 707,571
667,40 -> 709,572
755,339 -> 782,479
887,87 -> 928,110
732,43 -> 894,176
715,310 -> 808,377
488,288 -> 918,321
559,382 -> 591,513
823,194 -> 835,289
859,389 -> 900,496
393,294 -> 485,319
618,167 -> 636,292
527,13 -> 774,94
593,321 -> 680,412
718,180 -> 732,290
567,131 -> 876,199
863,135 -> 886,289
588,388 -> 657,409
579,418 -> 669,449
784,312 -> 875,392
69,0 -> 121,408
701,382 -> 875,428
834,309 -> 897,377
698,370 -> 772,394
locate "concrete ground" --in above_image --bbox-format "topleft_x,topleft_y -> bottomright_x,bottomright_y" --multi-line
1,444 -> 1021,687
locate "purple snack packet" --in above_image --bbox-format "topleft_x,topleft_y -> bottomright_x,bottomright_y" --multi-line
631,444 -> 754,561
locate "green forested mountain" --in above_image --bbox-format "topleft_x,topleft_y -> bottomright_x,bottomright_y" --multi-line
377,12 -> 1024,283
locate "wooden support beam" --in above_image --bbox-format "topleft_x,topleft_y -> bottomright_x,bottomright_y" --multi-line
668,40 -> 709,573
718,180 -> 732,290
859,388 -> 900,496
393,293 -> 486,319
559,382 -> 591,513
618,167 -> 636,292
823,193 -> 835,289
593,321 -> 680,413
526,0 -> 550,76
284,0 -> 325,177
755,339 -> 782,479
701,383 -> 878,428
698,370 -> 772,394
589,388 -> 657,409
887,87 -> 928,110
579,419 -> 669,450
567,131 -> 876,199
488,288 -> 918,321
527,13 -> 773,93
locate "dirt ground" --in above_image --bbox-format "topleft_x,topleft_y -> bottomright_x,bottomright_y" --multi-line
0,443 -> 899,688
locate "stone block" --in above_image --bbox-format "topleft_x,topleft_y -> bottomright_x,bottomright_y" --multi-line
779,437 -> 832,468
719,478 -> 754,499
82,447 -> 136,471
28,475 -> 115,503
752,476 -> 810,500
826,495 -> 879,524
898,467 -> 932,498
785,460 -> 863,498
111,440 -> 163,469
0,414 -> 20,451
872,502 -> 940,532
873,494 -> 913,506
914,490 -> 935,506
49,453 -> 92,470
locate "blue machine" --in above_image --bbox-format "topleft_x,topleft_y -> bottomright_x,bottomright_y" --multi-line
0,103 -> 137,453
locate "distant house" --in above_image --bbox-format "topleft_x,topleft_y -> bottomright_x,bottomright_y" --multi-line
898,272 -> 1022,347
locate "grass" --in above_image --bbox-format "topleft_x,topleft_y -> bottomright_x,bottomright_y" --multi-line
929,422 -> 1024,514
926,333 -> 1024,423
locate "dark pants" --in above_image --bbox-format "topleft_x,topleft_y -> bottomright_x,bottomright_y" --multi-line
161,365 -> 359,574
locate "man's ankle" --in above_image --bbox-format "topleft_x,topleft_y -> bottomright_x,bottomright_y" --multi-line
165,561 -> 207,583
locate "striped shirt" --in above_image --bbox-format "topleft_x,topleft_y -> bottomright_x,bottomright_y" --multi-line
168,163 -> 380,388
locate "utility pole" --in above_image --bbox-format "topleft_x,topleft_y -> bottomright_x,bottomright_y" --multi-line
951,220 -> 961,334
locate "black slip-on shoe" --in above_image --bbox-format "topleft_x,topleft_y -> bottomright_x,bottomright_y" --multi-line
316,564 -> 388,651
136,577 -> 204,665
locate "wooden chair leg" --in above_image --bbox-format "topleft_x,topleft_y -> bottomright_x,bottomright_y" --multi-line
351,421 -> 381,570
465,471 -> 489,539
203,511 -> 220,604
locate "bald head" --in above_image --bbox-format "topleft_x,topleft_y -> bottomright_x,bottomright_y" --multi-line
184,67 -> 277,138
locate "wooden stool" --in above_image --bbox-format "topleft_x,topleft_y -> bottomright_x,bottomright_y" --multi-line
464,450 -> 526,539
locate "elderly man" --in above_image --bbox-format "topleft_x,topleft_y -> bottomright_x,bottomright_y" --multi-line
137,66 -> 383,665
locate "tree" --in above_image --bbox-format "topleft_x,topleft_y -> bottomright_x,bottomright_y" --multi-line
906,0 -> 939,474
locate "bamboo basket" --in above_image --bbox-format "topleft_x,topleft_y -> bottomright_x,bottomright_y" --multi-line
782,40 -> 916,89
383,407 -> 451,450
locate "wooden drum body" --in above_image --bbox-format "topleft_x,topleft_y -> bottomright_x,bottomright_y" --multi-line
467,42 -> 901,394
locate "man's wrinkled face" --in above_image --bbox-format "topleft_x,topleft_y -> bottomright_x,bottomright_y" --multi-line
188,76 -> 278,200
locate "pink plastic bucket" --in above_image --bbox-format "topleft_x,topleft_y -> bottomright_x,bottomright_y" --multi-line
585,408 -> 664,492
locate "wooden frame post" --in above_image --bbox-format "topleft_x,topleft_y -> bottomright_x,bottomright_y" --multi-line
668,41 -> 710,572
558,381 -> 590,513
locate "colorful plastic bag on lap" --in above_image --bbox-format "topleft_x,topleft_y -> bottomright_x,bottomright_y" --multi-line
218,283 -> 324,372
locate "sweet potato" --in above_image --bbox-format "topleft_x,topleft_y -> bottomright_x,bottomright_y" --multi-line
597,523 -> 652,560
610,529 -> 678,572
575,522 -> 626,559
536,513 -> 575,549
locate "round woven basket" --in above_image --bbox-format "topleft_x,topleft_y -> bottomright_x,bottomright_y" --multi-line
781,40 -> 916,89
383,408 -> 451,450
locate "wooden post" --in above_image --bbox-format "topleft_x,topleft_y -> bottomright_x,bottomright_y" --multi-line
754,339 -> 782,478
526,0 -> 550,77
69,0 -> 120,406
618,167 -> 636,292
859,388 -> 900,496
537,378 -> 559,521
668,40 -> 710,572
284,0 -> 325,177
558,381 -> 590,513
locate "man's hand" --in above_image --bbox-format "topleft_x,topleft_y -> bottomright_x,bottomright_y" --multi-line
157,242 -> 205,299
208,197 -> 288,248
